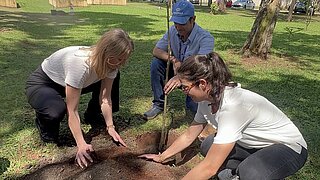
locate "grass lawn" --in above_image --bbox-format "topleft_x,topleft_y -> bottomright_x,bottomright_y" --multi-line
0,0 -> 319,179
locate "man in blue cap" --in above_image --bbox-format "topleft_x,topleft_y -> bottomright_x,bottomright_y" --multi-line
143,0 -> 215,120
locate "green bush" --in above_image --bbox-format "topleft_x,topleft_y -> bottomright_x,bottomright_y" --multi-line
210,2 -> 219,14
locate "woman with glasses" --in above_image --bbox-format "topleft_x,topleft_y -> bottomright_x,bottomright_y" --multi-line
140,52 -> 307,180
26,28 -> 134,168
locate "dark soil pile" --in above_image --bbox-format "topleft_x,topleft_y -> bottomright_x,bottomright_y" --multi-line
21,130 -> 202,180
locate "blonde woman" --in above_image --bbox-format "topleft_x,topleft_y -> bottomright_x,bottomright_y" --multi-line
26,28 -> 134,168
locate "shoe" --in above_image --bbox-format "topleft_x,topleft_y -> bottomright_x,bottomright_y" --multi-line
83,112 -> 106,129
143,107 -> 163,120
218,169 -> 239,180
35,118 -> 59,144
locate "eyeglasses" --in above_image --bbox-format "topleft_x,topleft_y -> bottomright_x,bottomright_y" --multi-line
181,81 -> 199,95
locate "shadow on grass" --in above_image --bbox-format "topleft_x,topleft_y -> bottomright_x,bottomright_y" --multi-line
1,7 -> 319,136
211,29 -> 320,67
0,9 -> 158,138
0,157 -> 10,175
0,6 -> 319,179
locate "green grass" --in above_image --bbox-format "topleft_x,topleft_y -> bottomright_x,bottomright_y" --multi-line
0,1 -> 319,179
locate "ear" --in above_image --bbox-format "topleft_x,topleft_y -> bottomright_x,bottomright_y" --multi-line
198,79 -> 207,91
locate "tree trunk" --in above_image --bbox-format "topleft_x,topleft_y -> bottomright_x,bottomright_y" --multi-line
287,0 -> 297,21
241,0 -> 281,60
217,0 -> 226,13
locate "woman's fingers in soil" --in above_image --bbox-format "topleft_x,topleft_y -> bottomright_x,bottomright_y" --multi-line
112,138 -> 121,146
84,150 -> 93,163
75,151 -> 96,168
75,155 -> 87,168
112,137 -> 127,147
116,136 -> 127,147
138,154 -> 155,160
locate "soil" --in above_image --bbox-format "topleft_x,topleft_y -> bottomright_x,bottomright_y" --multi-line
21,128 -> 203,180
240,52 -> 300,69
0,27 -> 12,33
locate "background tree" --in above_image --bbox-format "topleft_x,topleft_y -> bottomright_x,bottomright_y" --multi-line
241,0 -> 281,59
287,0 -> 297,21
217,0 -> 227,12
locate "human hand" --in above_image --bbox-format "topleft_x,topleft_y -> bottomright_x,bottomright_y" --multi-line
164,76 -> 181,95
75,143 -> 94,168
173,61 -> 181,74
169,56 -> 177,63
169,56 -> 181,75
107,127 -> 127,147
169,56 -> 180,72
138,153 -> 163,163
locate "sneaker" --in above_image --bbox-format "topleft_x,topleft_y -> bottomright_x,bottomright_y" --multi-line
143,107 -> 163,120
218,169 -> 239,180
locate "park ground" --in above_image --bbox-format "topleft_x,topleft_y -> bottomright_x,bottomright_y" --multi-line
0,0 -> 320,179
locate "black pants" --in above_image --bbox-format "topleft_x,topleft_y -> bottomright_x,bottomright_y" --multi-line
25,66 -> 120,140
200,135 -> 308,180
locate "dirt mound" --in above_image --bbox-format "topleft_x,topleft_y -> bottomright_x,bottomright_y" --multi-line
21,131 -> 202,180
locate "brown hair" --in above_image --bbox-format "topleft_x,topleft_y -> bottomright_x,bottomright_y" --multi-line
177,52 -> 233,102
89,28 -> 134,79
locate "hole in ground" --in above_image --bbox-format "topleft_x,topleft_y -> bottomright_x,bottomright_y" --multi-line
20,131 -> 202,180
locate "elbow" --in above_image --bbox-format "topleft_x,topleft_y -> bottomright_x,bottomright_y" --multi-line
152,49 -> 157,57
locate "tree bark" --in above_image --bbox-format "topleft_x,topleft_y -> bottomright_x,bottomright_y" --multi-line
217,0 -> 226,13
241,0 -> 281,60
287,0 -> 297,22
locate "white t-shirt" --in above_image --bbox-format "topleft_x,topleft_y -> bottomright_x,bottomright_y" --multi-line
194,84 -> 307,154
41,46 -> 118,89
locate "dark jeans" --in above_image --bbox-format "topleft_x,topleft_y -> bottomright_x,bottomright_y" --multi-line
25,66 -> 120,139
200,135 -> 308,180
150,57 -> 197,112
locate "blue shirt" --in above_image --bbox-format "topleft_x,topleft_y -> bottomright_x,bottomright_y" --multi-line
156,23 -> 214,62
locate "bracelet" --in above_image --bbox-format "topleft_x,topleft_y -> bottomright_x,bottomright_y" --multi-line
106,125 -> 115,131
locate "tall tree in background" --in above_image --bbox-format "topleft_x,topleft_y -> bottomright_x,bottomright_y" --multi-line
241,0 -> 281,59
287,0 -> 297,21
217,0 -> 227,12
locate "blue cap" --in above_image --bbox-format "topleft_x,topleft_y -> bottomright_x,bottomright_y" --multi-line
170,0 -> 195,24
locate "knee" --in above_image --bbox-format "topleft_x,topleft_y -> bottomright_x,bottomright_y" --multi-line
150,57 -> 165,75
200,135 -> 215,156
238,162 -> 265,180
49,109 -> 66,122
39,104 -> 66,122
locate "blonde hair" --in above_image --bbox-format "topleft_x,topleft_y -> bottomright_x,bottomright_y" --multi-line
89,28 -> 134,79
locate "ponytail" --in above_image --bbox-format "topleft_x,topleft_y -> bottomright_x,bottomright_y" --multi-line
177,52 -> 233,103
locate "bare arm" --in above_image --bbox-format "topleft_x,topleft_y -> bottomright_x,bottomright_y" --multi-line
100,77 -> 114,127
153,47 -> 170,62
139,121 -> 206,162
182,142 -> 236,180
66,85 -> 94,168
160,121 -> 205,160
66,85 -> 84,145
153,47 -> 180,64
100,77 -> 127,147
